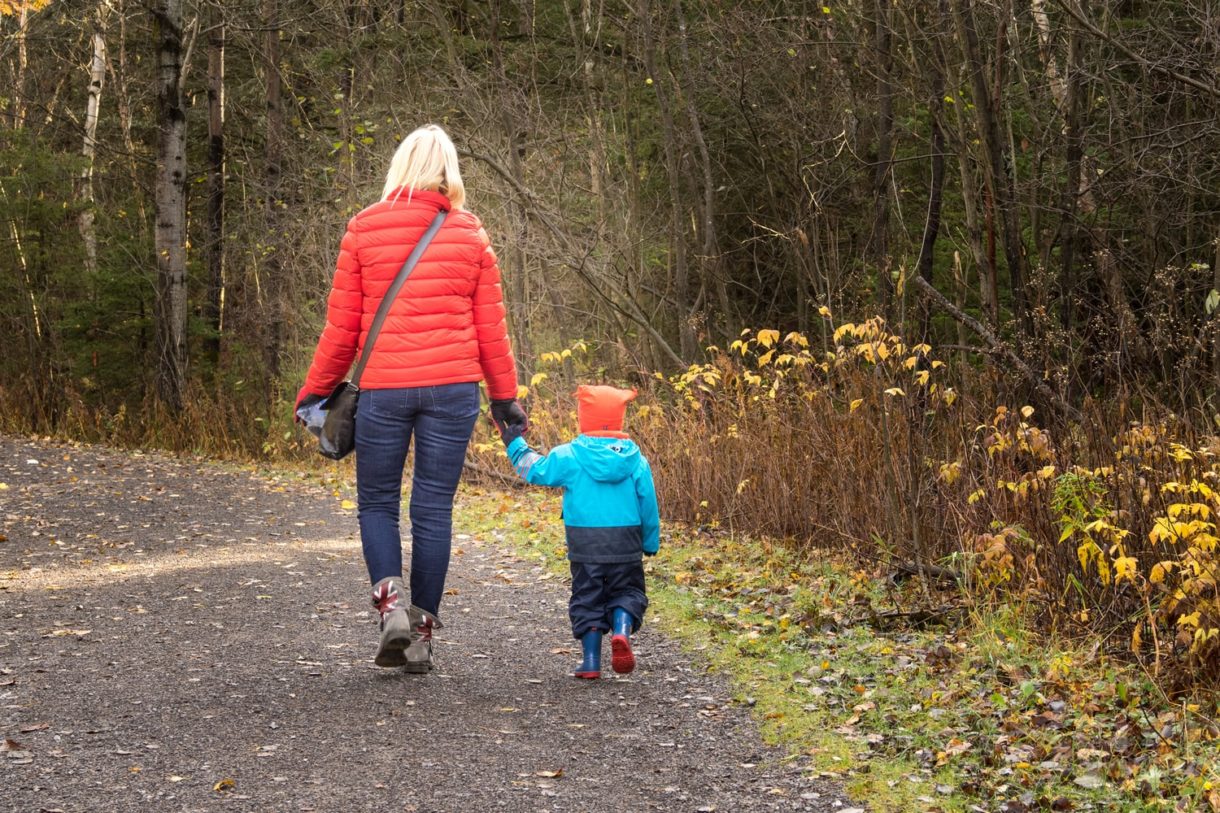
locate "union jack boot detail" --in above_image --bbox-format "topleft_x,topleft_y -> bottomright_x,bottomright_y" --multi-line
371,577 -> 414,668
404,605 -> 443,674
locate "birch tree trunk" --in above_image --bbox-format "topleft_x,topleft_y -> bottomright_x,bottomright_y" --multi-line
153,0 -> 188,411
13,3 -> 29,128
78,9 -> 107,280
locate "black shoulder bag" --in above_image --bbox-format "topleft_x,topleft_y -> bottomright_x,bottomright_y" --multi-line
317,209 -> 447,460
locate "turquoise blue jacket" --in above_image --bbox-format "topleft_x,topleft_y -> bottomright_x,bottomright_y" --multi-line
506,434 -> 660,563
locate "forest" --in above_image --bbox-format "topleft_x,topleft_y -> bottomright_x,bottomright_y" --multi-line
5,0 -> 1218,424
4,1 -> 1220,807
7,0 -> 1220,805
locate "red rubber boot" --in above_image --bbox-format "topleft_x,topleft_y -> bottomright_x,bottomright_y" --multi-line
610,608 -> 636,674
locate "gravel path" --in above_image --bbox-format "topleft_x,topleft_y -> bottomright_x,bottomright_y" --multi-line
0,436 -> 856,813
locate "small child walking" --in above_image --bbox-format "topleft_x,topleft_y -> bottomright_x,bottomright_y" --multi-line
498,385 -> 659,678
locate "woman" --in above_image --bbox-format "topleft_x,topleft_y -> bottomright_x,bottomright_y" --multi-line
296,125 -> 528,672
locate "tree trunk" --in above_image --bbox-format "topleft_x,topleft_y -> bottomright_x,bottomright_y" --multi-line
947,62 -> 996,324
915,50 -> 946,341
205,18 -> 225,371
109,0 -> 150,230
13,4 -> 29,129
951,0 -> 1030,334
869,0 -> 895,313
153,0 -> 189,412
1212,226 -> 1220,402
1057,2 -> 1084,331
263,0 -> 284,396
490,0 -> 533,375
78,12 -> 107,280
639,0 -> 694,359
673,0 -> 729,343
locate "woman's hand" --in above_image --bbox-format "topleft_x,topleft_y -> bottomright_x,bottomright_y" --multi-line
490,399 -> 529,444
294,392 -> 326,424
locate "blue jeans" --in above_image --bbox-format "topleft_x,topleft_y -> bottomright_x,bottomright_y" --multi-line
354,383 -> 480,617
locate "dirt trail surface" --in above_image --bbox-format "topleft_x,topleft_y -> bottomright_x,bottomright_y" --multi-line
0,436 -> 857,813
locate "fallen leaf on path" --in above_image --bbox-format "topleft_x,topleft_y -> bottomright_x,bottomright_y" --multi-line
340,500 -> 356,510
2,738 -> 24,752
41,629 -> 91,638
213,778 -> 236,792
549,647 -> 573,655
19,723 -> 48,733
535,769 -> 564,778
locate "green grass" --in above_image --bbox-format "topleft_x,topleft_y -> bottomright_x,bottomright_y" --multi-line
454,485 -> 1220,813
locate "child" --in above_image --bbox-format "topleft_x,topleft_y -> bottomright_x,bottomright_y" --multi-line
498,385 -> 660,678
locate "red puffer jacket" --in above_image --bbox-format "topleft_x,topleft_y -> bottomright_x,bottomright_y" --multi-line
299,189 -> 518,404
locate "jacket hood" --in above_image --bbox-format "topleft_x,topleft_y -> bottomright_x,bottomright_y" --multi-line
570,435 -> 640,483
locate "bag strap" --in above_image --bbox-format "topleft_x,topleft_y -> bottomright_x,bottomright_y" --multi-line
350,209 -> 447,387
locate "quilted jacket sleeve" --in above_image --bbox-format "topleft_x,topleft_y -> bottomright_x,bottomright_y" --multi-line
506,437 -> 575,488
473,227 -> 519,401
302,219 -> 363,398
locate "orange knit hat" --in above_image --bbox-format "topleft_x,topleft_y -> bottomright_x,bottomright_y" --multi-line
576,385 -> 637,437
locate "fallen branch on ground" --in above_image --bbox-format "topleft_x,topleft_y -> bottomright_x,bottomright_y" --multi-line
888,559 -> 961,587
463,459 -> 527,488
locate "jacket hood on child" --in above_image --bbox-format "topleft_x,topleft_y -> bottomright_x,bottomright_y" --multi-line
569,435 -> 640,483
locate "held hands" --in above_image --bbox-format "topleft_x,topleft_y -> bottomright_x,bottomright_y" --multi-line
490,399 -> 529,445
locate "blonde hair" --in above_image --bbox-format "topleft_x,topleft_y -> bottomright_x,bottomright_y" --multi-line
381,124 -> 466,208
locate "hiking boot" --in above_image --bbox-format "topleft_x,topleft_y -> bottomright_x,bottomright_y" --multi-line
404,605 -> 442,674
574,628 -> 602,679
610,607 -> 636,674
371,577 -> 414,668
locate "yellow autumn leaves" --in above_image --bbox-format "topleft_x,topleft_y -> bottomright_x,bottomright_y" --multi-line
0,0 -> 52,16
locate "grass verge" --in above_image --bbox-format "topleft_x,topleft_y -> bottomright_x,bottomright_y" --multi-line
455,485 -> 1220,813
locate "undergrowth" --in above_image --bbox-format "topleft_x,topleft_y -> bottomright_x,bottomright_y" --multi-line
11,309 -> 1220,691
467,317 -> 1220,692
458,486 -> 1220,813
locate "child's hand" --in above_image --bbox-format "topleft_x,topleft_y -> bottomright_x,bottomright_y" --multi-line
499,421 -> 524,445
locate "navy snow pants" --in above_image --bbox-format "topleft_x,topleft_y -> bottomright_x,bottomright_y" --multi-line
568,560 -> 648,639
